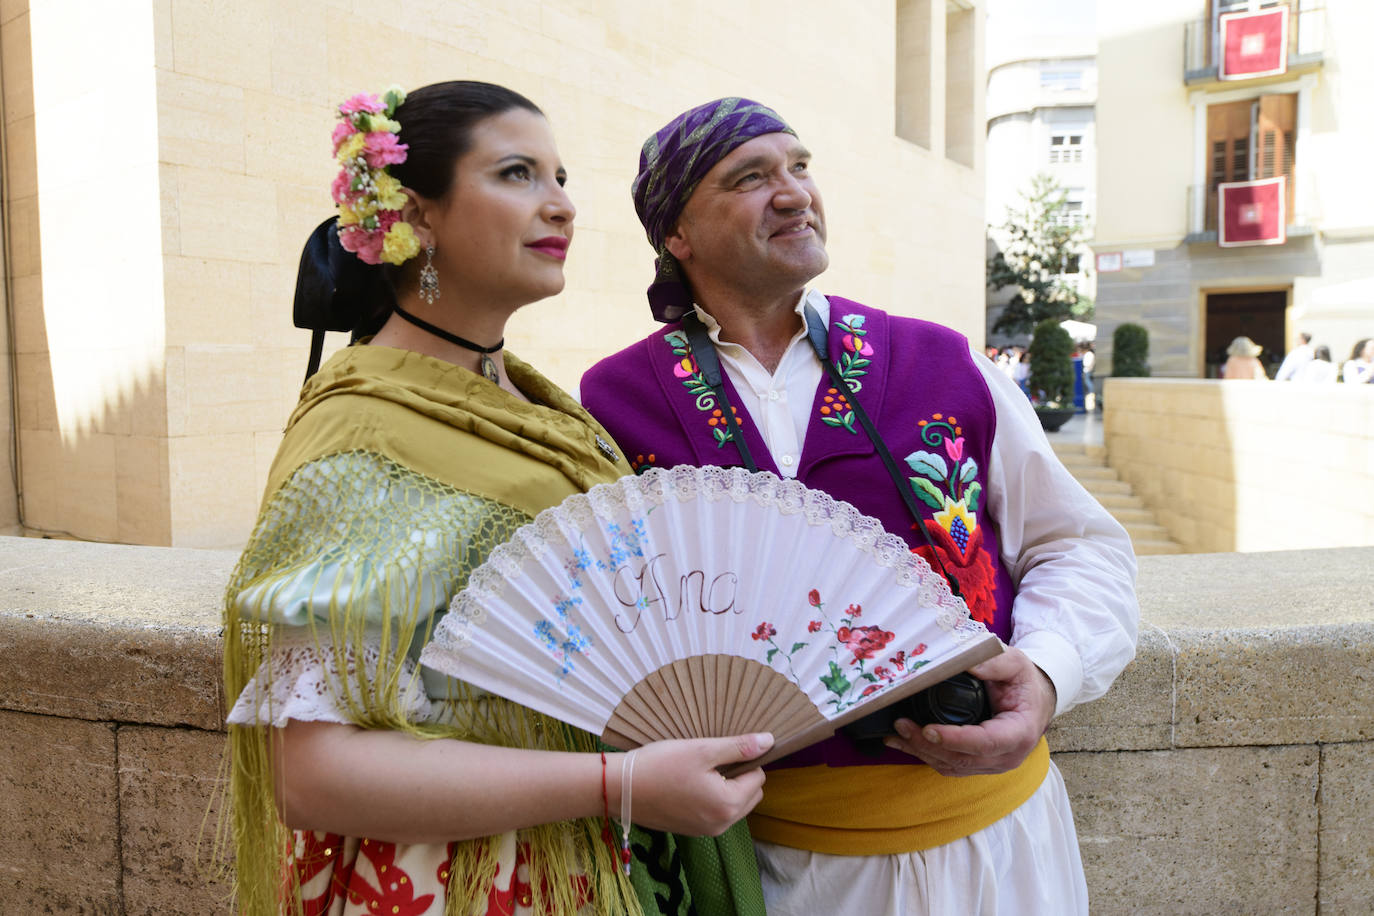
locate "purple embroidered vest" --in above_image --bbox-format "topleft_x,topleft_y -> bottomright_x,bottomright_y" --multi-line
581,297 -> 1016,767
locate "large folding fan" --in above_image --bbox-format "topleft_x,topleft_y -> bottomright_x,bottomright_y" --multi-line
421,465 -> 1001,770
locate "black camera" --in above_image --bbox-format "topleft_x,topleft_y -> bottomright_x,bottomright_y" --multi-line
840,673 -> 992,757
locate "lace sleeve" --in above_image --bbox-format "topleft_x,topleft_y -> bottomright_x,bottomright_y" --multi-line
226,639 -> 434,728
230,450 -> 533,629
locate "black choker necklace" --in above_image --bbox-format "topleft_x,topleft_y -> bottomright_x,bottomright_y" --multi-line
393,305 -> 503,384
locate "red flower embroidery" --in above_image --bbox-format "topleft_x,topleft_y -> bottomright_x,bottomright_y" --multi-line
872,666 -> 891,680
846,603 -> 862,617
836,625 -> 895,663
751,622 -> 777,641
807,620 -> 822,633
913,642 -> 928,655
912,521 -> 999,627
293,831 -> 351,916
808,589 -> 821,607
347,839 -> 435,916
861,684 -> 882,696
889,651 -> 907,670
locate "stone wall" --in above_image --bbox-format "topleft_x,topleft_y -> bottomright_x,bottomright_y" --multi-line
3,536 -> 1371,913
1102,377 -> 1374,553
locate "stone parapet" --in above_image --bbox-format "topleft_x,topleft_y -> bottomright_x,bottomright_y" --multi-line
1102,377 -> 1374,554
1,536 -> 1370,913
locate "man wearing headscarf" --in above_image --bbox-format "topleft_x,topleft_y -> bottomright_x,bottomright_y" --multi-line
581,98 -> 1139,914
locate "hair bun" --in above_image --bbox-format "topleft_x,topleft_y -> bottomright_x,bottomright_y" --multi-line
293,217 -> 393,337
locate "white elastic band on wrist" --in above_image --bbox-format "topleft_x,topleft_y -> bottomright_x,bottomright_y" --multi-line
619,749 -> 637,876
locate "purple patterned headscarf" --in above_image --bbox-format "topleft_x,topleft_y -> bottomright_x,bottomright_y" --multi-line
632,97 -> 796,322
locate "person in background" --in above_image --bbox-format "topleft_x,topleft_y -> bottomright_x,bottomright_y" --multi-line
1274,332 -> 1314,381
1079,341 -> 1096,410
1290,345 -> 1338,383
1341,338 -> 1373,383
1221,336 -> 1268,380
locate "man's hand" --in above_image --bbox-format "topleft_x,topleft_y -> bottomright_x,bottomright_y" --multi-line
883,647 -> 1056,777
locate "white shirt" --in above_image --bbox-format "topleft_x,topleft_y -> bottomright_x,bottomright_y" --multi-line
1291,359 -> 1338,384
1342,359 -> 1373,384
692,291 -> 1138,717
1275,343 -> 1315,381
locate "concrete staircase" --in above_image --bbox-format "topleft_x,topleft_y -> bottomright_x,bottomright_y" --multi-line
1051,442 -> 1186,556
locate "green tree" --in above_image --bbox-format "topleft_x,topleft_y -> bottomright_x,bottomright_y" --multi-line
987,175 -> 1094,336
1028,319 -> 1075,408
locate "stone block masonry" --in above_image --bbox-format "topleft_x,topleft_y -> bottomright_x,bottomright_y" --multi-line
2,536 -> 1371,913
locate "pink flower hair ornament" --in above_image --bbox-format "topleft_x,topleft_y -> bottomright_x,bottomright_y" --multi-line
331,86 -> 422,266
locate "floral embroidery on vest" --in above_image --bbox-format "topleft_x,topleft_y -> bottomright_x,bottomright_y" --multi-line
664,329 -> 748,448
817,313 -> 875,434
904,413 -> 999,627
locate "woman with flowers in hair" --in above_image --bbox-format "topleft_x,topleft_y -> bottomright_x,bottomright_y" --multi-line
222,81 -> 771,916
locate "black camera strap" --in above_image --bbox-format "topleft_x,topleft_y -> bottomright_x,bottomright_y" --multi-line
681,313 -> 758,472
680,304 -> 962,601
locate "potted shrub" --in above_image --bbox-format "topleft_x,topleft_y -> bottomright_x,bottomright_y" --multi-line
1028,319 -> 1076,431
1112,323 -> 1150,377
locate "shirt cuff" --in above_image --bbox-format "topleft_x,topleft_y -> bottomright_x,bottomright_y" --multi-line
1013,628 -> 1084,719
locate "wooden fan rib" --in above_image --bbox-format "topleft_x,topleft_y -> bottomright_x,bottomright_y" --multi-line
729,656 -> 771,737
687,654 -> 714,738
643,668 -> 692,740
669,658 -> 706,739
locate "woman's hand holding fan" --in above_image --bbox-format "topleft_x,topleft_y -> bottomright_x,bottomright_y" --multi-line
614,733 -> 772,836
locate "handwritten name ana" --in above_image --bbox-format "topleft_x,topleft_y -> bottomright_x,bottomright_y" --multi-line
610,553 -> 741,633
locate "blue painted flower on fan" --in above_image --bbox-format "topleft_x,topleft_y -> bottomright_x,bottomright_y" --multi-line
533,619 -> 594,680
605,522 -> 646,567
552,593 -> 582,621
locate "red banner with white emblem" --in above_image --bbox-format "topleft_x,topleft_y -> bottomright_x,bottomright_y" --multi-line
1218,177 -> 1286,247
1219,7 -> 1289,80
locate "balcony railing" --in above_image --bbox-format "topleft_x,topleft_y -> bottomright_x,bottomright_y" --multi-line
1184,3 -> 1325,84
1185,183 -> 1314,242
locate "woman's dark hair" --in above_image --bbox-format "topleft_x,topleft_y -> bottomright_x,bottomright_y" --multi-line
388,81 -> 543,200
1313,345 -> 1331,362
1351,338 -> 1371,362
293,81 -> 545,356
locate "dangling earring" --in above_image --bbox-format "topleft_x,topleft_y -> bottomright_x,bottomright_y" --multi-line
419,246 -> 440,305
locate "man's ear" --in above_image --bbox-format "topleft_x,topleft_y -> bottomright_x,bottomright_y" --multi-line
664,223 -> 692,263
400,189 -> 436,249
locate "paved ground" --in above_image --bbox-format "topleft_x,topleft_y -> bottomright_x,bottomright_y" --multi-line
1045,408 -> 1104,446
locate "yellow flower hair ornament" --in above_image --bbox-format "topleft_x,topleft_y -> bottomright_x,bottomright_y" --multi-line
330,86 -> 421,266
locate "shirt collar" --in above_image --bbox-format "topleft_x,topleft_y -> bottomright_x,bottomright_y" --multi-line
690,288 -> 831,349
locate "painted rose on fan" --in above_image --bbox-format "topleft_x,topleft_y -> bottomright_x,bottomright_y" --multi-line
835,624 -> 895,663
751,622 -> 777,641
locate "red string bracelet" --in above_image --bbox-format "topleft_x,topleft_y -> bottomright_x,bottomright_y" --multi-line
599,751 -> 618,863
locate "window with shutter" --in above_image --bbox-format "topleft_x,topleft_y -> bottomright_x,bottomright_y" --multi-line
1205,92 -> 1297,232
1206,99 -> 1255,230
1257,93 -> 1296,222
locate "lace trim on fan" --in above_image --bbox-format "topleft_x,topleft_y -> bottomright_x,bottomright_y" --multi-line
434,465 -> 978,654
226,638 -> 434,728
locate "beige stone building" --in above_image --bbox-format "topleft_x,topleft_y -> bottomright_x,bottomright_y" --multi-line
1093,0 -> 1373,378
1,0 -> 988,549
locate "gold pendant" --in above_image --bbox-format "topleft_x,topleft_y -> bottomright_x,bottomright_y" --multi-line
480,354 -> 500,384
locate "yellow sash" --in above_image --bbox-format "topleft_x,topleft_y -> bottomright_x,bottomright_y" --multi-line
748,738 -> 1050,855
